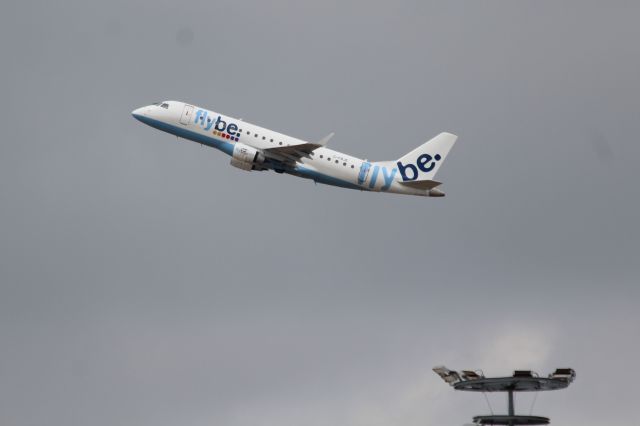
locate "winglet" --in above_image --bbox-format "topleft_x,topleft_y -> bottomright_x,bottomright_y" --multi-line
316,132 -> 334,147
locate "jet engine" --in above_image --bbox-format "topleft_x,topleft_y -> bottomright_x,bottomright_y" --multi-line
230,143 -> 266,171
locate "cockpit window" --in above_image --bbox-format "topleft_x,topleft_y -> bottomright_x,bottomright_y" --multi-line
160,103 -> 169,109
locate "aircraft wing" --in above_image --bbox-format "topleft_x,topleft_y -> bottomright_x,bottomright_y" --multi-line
263,132 -> 334,162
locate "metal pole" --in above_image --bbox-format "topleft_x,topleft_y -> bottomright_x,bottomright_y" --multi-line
508,389 -> 515,416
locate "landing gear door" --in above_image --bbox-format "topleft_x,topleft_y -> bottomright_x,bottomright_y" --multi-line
357,161 -> 371,186
179,104 -> 194,125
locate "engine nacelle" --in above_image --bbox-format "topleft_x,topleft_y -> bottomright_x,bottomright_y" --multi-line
230,143 -> 266,171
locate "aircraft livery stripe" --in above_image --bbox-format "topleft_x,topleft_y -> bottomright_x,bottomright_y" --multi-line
134,115 -> 235,155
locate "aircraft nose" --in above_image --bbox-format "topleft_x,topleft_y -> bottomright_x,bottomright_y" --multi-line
131,107 -> 145,120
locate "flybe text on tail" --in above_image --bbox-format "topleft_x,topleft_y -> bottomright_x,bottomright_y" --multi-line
394,132 -> 457,182
397,153 -> 442,181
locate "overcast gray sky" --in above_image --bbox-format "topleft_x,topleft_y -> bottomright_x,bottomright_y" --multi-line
1,1 -> 639,425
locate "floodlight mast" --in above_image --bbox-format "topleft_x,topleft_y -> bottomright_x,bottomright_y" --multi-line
433,367 -> 575,426
508,389 -> 514,417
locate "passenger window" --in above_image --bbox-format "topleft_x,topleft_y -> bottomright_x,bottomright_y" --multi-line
351,165 -> 354,168
320,155 -> 323,158
262,136 -> 266,140
279,142 -> 283,145
254,134 -> 258,137
343,162 -> 346,166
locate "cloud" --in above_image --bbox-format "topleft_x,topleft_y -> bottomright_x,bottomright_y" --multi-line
478,325 -> 555,373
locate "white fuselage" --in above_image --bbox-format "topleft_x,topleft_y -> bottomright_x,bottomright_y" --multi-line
132,101 -> 450,197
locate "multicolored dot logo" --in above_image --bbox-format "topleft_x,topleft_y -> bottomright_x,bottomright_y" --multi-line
213,130 -> 240,142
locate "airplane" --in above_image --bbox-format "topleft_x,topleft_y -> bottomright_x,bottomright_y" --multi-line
131,101 -> 458,197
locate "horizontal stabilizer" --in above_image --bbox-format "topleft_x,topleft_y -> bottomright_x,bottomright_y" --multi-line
398,179 -> 442,190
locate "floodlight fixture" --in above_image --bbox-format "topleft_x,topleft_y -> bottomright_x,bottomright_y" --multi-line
433,366 -> 575,425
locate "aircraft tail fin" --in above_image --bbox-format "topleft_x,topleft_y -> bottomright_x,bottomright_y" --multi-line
395,132 -> 457,182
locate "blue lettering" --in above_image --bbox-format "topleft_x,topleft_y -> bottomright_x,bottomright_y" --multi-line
194,109 -> 205,124
204,116 -> 214,131
214,116 -> 227,132
397,161 -> 418,181
417,153 -> 442,173
381,167 -> 397,190
193,110 -> 241,139
358,162 -> 371,185
397,153 -> 442,181
368,165 -> 380,189
417,154 -> 433,172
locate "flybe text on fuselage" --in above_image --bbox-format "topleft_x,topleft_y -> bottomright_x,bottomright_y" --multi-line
131,100 -> 458,197
194,109 -> 241,142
